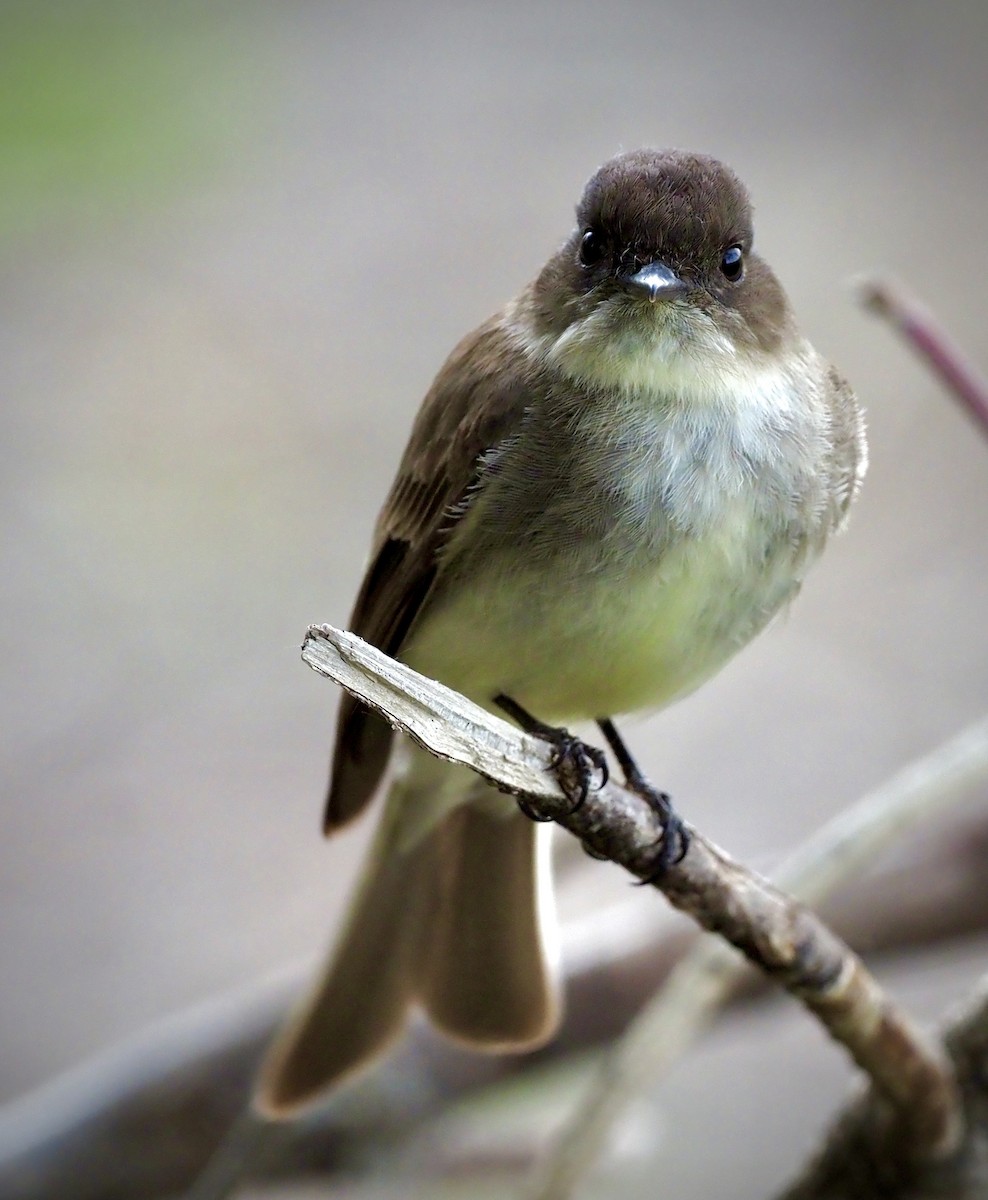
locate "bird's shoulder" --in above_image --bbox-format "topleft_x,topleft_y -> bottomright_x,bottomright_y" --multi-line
324,307 -> 542,829
376,310 -> 542,548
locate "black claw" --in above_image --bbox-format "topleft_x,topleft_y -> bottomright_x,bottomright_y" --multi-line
549,734 -> 608,813
594,717 -> 689,881
515,796 -> 555,823
495,693 -> 609,817
629,775 -> 690,882
581,840 -> 611,861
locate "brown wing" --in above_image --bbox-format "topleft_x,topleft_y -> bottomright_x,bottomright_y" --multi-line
324,312 -> 538,831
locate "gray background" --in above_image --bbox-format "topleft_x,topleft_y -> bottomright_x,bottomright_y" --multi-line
1,0 -> 986,1188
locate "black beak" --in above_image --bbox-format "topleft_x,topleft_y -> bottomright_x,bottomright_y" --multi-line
621,261 -> 686,302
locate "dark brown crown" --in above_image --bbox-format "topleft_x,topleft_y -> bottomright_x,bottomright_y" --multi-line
577,149 -> 753,269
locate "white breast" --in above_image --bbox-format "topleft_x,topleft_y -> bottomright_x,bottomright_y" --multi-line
407,316 -> 834,721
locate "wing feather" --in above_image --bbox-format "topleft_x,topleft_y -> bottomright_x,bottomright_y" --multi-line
324,313 -> 538,829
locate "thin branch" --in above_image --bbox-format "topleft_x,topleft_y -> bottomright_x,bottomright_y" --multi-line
860,277 -> 988,439
301,625 -> 965,1177
4,807 -> 987,1200
776,972 -> 988,1200
528,716 -> 988,1200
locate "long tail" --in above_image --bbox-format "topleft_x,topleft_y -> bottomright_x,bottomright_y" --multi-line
254,766 -> 559,1118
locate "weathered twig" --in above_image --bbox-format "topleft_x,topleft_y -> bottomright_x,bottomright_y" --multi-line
776,973 -> 988,1200
3,800 -> 986,1200
528,716 -> 988,1200
860,276 -> 988,439
301,624 -> 965,1175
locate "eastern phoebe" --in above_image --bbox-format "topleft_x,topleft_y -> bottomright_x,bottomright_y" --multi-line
256,149 -> 866,1116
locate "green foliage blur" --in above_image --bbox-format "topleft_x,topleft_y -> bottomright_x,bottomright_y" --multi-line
0,0 -> 245,245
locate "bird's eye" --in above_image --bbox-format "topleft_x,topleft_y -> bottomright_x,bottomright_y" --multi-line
720,245 -> 744,282
578,228 -> 606,268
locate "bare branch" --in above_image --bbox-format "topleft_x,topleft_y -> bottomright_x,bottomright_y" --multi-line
776,974 -> 988,1200
2,629 -> 981,1200
301,624 -> 965,1176
528,716 -> 988,1200
860,277 -> 988,439
4,806 -> 987,1200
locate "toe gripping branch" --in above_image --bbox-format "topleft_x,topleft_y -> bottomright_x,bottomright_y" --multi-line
597,717 -> 690,876
493,698 -> 689,876
630,778 -> 690,878
494,694 -> 608,822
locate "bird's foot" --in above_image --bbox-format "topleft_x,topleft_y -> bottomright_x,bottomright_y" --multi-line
594,718 -> 689,878
546,731 -> 609,813
626,772 -> 690,880
495,694 -> 609,817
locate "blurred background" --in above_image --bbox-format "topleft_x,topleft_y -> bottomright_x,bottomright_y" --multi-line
1,1 -> 987,1196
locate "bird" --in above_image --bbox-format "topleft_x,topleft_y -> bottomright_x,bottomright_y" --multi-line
254,147 -> 867,1116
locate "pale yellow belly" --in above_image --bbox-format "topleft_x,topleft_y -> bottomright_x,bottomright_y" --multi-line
403,527 -> 801,722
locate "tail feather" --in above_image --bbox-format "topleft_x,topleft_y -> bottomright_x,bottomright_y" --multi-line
254,804 -> 438,1117
254,771 -> 559,1119
422,805 -> 559,1049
